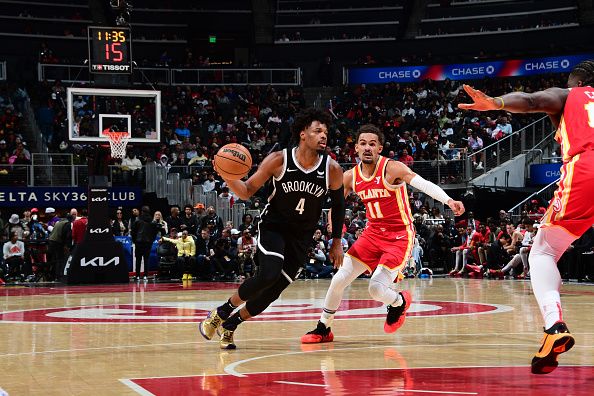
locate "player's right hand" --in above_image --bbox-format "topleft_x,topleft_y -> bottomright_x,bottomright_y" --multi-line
447,199 -> 465,216
457,84 -> 499,111
329,240 -> 344,269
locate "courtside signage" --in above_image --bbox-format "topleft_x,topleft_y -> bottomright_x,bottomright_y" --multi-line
347,53 -> 594,83
0,187 -> 141,207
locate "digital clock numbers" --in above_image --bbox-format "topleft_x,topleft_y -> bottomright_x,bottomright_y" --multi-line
88,26 -> 132,74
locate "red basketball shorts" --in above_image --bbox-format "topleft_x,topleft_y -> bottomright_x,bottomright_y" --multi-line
540,150 -> 594,238
346,224 -> 415,273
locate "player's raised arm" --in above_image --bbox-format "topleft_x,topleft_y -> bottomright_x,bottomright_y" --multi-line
458,84 -> 568,115
386,160 -> 465,216
220,151 -> 284,200
327,159 -> 345,268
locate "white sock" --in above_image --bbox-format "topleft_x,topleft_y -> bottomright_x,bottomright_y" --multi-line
391,293 -> 404,307
541,291 -> 562,329
319,256 -> 366,328
320,308 -> 336,328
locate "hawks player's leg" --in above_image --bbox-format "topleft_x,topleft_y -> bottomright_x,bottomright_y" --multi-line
301,231 -> 382,344
301,255 -> 368,343
198,229 -> 286,342
374,228 -> 414,333
529,153 -> 594,374
218,236 -> 308,349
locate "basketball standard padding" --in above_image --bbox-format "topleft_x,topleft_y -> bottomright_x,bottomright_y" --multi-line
66,240 -> 129,284
214,143 -> 253,180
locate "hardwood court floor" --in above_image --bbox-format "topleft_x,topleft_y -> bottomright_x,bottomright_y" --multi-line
0,278 -> 593,395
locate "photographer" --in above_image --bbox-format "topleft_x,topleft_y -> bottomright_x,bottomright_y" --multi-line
210,232 -> 238,280
305,245 -> 333,279
236,229 -> 257,278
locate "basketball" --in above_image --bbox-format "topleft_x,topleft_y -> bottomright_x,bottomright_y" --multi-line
214,143 -> 252,180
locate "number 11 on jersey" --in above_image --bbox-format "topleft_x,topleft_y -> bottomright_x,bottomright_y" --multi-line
366,201 -> 384,219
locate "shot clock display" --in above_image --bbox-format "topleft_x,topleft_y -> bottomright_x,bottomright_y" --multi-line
88,26 -> 132,74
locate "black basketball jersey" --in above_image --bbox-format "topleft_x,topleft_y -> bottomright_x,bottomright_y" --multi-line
260,147 -> 330,233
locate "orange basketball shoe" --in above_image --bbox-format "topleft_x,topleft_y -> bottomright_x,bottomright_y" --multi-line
384,290 -> 412,333
531,321 -> 575,374
301,321 -> 334,344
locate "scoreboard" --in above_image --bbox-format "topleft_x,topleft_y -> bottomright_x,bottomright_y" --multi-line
88,26 -> 132,74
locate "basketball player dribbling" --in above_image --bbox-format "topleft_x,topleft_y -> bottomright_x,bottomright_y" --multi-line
198,108 -> 346,349
458,60 -> 594,374
302,124 -> 465,343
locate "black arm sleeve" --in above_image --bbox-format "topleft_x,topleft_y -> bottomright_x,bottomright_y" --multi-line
329,186 -> 345,239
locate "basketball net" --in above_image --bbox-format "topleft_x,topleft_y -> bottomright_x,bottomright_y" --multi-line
103,131 -> 130,159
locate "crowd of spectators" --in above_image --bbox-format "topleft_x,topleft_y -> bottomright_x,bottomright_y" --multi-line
0,85 -> 29,166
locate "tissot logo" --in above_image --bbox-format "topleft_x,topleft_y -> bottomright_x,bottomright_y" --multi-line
89,228 -> 109,234
80,257 -> 120,267
91,197 -> 107,202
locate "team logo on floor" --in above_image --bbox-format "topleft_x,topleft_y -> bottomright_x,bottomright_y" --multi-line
0,299 -> 511,323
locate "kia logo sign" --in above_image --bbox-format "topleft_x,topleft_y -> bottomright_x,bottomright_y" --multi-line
80,257 -> 120,267
91,197 -> 107,202
89,228 -> 109,234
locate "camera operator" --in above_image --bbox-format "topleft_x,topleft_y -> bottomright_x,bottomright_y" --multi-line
236,229 -> 257,278
305,245 -> 333,279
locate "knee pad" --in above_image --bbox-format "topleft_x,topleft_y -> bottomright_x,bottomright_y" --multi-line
368,278 -> 387,301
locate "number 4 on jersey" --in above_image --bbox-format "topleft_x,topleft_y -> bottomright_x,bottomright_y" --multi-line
295,198 -> 305,215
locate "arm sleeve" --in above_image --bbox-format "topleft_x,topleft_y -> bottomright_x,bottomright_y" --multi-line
329,186 -> 345,239
409,175 -> 452,205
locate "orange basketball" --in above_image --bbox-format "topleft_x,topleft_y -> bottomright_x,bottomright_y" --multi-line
214,143 -> 252,180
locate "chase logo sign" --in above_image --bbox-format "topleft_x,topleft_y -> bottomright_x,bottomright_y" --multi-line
530,163 -> 562,185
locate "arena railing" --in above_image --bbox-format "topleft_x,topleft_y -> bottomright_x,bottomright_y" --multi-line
465,116 -> 554,181
0,61 -> 6,80
37,63 -> 301,86
507,177 -> 560,224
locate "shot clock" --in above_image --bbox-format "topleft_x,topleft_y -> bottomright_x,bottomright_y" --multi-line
88,26 -> 132,74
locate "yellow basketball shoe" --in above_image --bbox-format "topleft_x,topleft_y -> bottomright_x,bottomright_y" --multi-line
220,329 -> 237,350
199,309 -> 225,340
531,321 -> 575,374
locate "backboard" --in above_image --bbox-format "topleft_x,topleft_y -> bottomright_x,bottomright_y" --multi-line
67,87 -> 161,144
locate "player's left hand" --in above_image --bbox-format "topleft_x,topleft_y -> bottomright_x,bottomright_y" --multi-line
447,199 -> 465,216
329,239 -> 344,269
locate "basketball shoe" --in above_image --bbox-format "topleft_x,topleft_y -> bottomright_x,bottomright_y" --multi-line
384,290 -> 412,333
301,321 -> 334,344
220,329 -> 236,349
531,321 -> 575,374
199,309 -> 225,340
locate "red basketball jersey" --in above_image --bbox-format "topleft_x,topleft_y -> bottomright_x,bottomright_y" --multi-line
556,86 -> 594,162
352,156 -> 413,231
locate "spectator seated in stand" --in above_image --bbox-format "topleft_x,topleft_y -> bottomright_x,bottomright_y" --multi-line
3,231 -> 25,282
120,151 -> 143,185
160,230 -> 196,281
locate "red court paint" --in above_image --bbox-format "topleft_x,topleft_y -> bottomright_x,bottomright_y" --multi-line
127,366 -> 594,396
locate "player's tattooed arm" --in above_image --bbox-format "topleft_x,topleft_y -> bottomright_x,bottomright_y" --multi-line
225,151 -> 284,200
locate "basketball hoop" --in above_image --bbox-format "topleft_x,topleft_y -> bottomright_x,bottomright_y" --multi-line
103,131 -> 130,159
